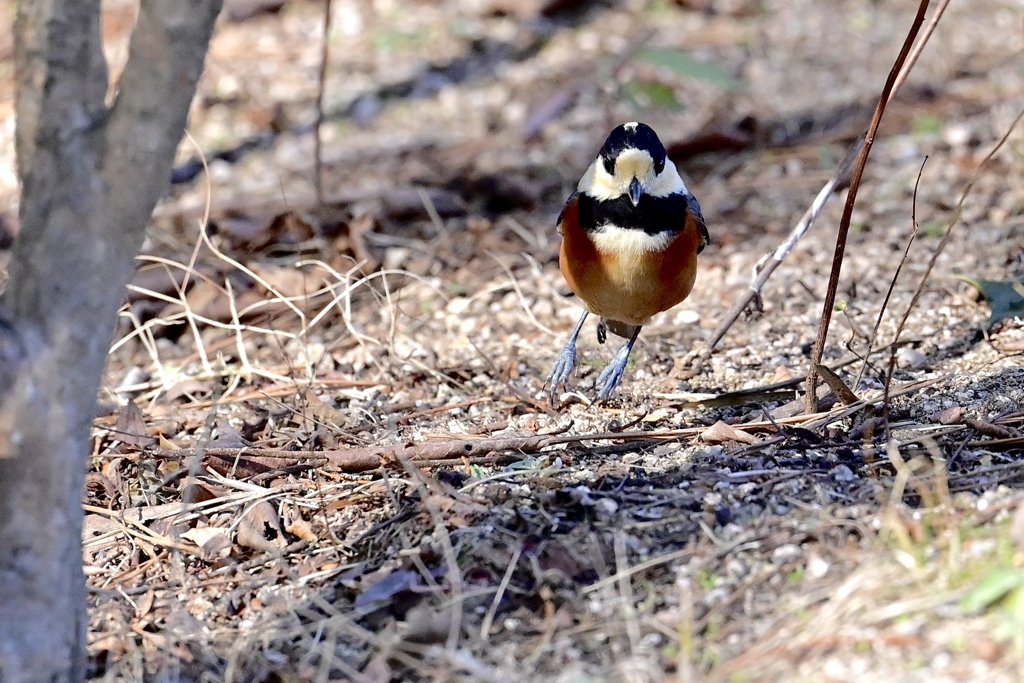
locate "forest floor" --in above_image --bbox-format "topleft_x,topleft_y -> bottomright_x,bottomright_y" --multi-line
3,0 -> 1024,681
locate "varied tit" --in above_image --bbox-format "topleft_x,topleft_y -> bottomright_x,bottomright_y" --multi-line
545,122 -> 709,404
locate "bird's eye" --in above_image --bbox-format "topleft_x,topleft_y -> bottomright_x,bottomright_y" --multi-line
654,158 -> 665,174
602,157 -> 616,175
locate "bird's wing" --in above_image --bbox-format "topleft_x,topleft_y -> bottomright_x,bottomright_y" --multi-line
686,192 -> 710,253
556,192 -> 581,235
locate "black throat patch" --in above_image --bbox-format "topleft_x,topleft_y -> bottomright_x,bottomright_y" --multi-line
577,191 -> 692,236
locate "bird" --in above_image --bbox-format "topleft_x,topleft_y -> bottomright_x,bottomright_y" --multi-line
544,122 -> 709,404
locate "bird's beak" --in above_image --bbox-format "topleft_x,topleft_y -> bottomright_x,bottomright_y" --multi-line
628,177 -> 644,206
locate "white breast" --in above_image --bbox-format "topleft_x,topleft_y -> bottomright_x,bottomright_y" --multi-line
589,224 -> 673,256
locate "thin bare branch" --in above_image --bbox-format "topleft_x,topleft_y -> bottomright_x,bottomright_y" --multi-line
314,0 -> 333,206
805,0 -> 932,413
700,0 -> 952,363
882,105 -> 1024,435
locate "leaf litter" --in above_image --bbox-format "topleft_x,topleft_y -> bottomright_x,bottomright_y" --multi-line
1,0 -> 1024,680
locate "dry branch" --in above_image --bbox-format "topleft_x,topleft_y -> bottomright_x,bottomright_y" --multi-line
699,0 -> 951,366
150,432 -> 559,473
138,375 -> 946,476
882,105 -> 1024,432
314,0 -> 333,206
805,0 -> 932,413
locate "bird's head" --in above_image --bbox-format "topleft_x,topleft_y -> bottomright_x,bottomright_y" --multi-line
582,122 -> 680,205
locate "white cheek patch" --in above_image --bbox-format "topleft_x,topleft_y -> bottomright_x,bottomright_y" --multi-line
580,158 -> 689,202
590,224 -> 674,255
579,160 -> 622,201
647,159 -> 687,197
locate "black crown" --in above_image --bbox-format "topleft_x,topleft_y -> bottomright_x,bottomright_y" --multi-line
599,122 -> 667,175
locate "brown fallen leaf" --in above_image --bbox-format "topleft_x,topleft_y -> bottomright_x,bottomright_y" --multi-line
815,363 -> 859,406
302,388 -> 346,422
182,476 -> 227,506
248,263 -> 330,300
285,515 -> 317,543
135,589 -> 156,620
164,379 -> 210,403
180,526 -> 232,559
354,569 -> 421,612
347,212 -> 381,271
771,365 -> 794,383
236,500 -> 288,553
114,398 -> 152,448
932,405 -> 966,425
127,262 -> 191,303
401,605 -> 454,645
425,493 -> 488,516
699,420 -> 759,445
965,418 -> 1018,440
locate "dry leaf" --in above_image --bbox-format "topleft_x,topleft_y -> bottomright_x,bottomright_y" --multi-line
302,389 -> 345,421
932,406 -> 966,425
248,263 -> 326,300
355,569 -> 421,611
347,212 -> 381,271
181,526 -> 232,558
182,476 -> 226,505
700,420 -> 758,445
165,379 -> 210,403
285,515 -> 317,542
136,589 -> 156,620
115,398 -> 151,448
237,500 -> 287,553
771,365 -> 793,383
181,279 -> 223,317
401,605 -> 453,645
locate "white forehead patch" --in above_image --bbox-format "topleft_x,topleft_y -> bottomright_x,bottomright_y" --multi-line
614,148 -> 653,177
623,122 -> 639,131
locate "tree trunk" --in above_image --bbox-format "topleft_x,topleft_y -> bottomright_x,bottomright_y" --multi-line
0,1 -> 222,680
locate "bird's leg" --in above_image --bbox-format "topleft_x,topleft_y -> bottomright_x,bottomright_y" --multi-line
595,325 -> 642,401
544,311 -> 589,405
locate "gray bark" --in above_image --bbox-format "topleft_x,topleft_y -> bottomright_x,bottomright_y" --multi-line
0,1 -> 222,680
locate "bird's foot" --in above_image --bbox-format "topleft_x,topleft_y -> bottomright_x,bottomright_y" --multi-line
594,344 -> 632,402
544,343 -> 580,405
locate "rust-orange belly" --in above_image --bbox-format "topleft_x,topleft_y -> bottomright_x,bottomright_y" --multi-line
558,203 -> 702,326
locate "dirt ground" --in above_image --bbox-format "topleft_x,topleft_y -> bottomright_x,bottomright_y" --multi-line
3,0 -> 1024,680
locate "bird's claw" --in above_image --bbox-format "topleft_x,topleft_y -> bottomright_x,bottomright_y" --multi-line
594,345 -> 631,402
544,344 -> 580,405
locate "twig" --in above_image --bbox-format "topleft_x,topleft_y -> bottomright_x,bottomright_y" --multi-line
144,432 -> 558,473
851,156 -> 927,392
134,377 -> 945,473
699,0 -> 951,362
675,575 -> 696,683
393,397 -> 492,424
178,131 -> 216,375
615,531 -> 642,656
882,104 -> 1024,436
314,0 -> 332,206
480,544 -> 521,643
805,0 -> 932,414
391,448 -> 464,652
